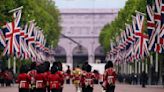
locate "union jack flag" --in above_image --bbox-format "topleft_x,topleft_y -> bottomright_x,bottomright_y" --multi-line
20,24 -> 30,59
134,12 -> 149,59
148,0 -> 164,53
3,7 -> 22,57
0,29 -> 6,47
27,21 -> 36,61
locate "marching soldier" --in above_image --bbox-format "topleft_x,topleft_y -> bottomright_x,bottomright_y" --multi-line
52,62 -> 64,92
43,62 -> 51,92
17,65 -> 31,92
57,62 -> 64,92
35,65 -> 46,92
93,70 -> 100,84
72,65 -> 82,92
28,62 -> 37,92
102,60 -> 116,92
48,65 -> 61,92
65,65 -> 71,84
81,64 -> 95,92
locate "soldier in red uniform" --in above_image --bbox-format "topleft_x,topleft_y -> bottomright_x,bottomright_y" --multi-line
35,65 -> 46,92
81,64 -> 95,92
28,62 -> 37,92
17,65 -> 31,92
102,60 -> 116,92
52,62 -> 64,92
48,65 -> 61,92
57,62 -> 64,92
43,62 -> 51,92
93,70 -> 100,84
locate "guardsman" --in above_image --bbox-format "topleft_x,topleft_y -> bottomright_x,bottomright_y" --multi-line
81,64 -> 95,92
52,62 -> 64,92
17,65 -> 31,92
48,65 -> 61,92
102,60 -> 116,92
35,65 -> 46,92
93,70 -> 100,84
72,65 -> 82,92
65,65 -> 71,84
28,62 -> 37,92
43,62 -> 51,92
56,62 -> 64,92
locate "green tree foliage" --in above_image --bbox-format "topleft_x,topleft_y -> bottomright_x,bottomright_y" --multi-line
99,0 -> 146,52
0,0 -> 61,47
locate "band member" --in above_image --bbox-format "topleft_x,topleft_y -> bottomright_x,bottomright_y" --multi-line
81,64 -> 94,92
48,66 -> 61,92
17,65 -> 31,92
72,65 -> 82,92
103,61 -> 116,92
56,62 -> 64,92
52,62 -> 64,92
93,70 -> 100,84
65,65 -> 71,84
28,62 -> 37,92
43,62 -> 51,92
35,65 -> 46,92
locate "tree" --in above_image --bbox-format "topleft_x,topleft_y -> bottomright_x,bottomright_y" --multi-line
99,0 -> 146,52
0,0 -> 61,47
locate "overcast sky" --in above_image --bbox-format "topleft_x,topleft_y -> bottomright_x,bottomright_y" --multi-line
54,0 -> 128,9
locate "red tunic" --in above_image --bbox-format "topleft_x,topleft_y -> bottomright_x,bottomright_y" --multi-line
35,73 -> 46,89
94,73 -> 100,80
43,71 -> 51,86
28,70 -> 37,85
48,73 -> 61,89
103,68 -> 116,88
81,72 -> 95,87
17,73 -> 31,89
56,71 -> 64,85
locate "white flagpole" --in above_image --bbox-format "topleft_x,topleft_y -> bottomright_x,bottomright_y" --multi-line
150,55 -> 153,65
8,6 -> 23,13
142,61 -> 144,72
155,53 -> 158,72
138,61 -> 141,74
135,60 -> 137,74
146,59 -> 148,73
13,57 -> 16,74
8,58 -> 11,68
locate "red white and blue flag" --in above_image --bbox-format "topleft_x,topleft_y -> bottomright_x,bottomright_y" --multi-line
27,21 -> 36,61
3,7 -> 22,57
0,29 -> 6,47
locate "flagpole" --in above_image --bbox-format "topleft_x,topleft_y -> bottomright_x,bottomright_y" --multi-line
135,60 -> 137,74
135,10 -> 146,16
155,53 -> 158,73
145,58 -> 148,73
8,58 -> 11,69
13,57 -> 16,74
138,61 -> 141,74
142,60 -> 144,72
8,6 -> 23,13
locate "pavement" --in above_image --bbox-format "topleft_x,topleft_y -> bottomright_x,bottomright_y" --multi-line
0,83 -> 163,92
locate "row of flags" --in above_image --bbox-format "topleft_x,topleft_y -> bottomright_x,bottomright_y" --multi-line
106,0 -> 164,63
0,6 -> 55,62
147,0 -> 164,53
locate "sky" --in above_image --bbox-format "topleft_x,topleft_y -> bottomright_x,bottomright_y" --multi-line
54,0 -> 128,9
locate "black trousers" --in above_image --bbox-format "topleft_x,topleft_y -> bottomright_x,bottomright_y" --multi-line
35,88 -> 46,92
19,88 -> 29,92
82,86 -> 93,92
106,85 -> 115,92
51,88 -> 60,92
66,79 -> 70,84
